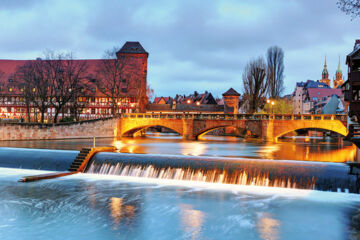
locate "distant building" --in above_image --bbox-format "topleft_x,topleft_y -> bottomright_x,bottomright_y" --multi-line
320,57 -> 331,87
292,80 -> 343,114
311,94 -> 345,114
0,41 -> 148,121
222,88 -> 240,114
292,57 -> 346,114
153,97 -> 173,104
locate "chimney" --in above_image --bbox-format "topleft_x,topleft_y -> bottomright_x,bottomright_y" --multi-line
355,39 -> 360,50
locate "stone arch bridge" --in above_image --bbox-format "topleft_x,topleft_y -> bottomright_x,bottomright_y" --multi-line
116,113 -> 348,142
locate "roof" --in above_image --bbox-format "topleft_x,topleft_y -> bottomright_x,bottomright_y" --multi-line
0,58 -> 143,97
346,40 -> 360,64
222,88 -> 240,96
305,80 -> 330,89
307,88 -> 342,101
117,41 -> 148,55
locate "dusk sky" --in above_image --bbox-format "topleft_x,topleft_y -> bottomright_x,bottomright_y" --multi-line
0,0 -> 358,99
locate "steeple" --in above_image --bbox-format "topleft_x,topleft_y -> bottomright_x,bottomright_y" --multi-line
336,56 -> 342,74
320,56 -> 330,87
334,56 -> 344,89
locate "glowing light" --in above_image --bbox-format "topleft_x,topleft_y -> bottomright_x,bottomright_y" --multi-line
196,102 -> 200,106
113,140 -> 123,150
257,212 -> 280,240
266,99 -> 270,104
271,101 -> 275,105
181,142 -> 206,156
187,99 -> 191,104
180,204 -> 204,239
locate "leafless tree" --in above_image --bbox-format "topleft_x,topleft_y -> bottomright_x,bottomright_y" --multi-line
337,0 -> 360,18
15,60 -> 52,123
242,57 -> 267,113
96,47 -> 142,115
45,52 -> 89,123
266,46 -> 284,98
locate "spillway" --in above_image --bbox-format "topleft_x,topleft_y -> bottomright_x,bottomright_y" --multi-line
86,152 -> 360,193
0,147 -> 78,171
0,147 -> 359,193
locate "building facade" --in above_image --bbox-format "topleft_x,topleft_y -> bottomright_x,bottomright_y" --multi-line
0,41 -> 148,122
292,58 -> 345,114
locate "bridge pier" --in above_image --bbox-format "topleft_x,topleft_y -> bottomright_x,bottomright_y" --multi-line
182,118 -> 195,140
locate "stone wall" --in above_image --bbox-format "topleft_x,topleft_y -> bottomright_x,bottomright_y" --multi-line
0,118 -> 117,141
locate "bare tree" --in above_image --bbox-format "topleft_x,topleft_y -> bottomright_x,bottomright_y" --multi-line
266,46 -> 285,98
45,52 -> 89,123
96,47 -> 142,115
242,57 -> 268,113
15,60 -> 52,123
337,0 -> 360,18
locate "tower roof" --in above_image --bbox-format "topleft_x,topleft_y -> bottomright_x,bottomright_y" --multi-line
222,88 -> 240,96
117,41 -> 148,54
336,56 -> 342,74
322,56 -> 328,76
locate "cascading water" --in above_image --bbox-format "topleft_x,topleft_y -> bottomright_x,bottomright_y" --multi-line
86,152 -> 360,193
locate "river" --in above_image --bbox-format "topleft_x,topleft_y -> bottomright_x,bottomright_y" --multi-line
0,134 -> 359,239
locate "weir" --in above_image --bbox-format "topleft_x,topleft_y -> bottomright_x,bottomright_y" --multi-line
0,147 -> 359,193
86,152 -> 360,193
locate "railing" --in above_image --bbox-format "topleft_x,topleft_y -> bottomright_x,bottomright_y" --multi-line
121,113 -> 348,121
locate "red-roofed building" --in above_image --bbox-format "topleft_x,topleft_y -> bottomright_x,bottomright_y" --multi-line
0,41 -> 148,122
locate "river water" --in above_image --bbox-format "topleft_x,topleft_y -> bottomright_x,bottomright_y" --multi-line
0,134 -> 360,239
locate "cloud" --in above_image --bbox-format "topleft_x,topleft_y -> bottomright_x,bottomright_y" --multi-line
0,0 -> 358,97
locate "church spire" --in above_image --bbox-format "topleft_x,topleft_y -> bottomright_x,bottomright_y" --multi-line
334,56 -> 344,89
337,56 -> 342,73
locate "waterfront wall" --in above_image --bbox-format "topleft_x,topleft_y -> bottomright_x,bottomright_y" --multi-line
0,118 -> 117,141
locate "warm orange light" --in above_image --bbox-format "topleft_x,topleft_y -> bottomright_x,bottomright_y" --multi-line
266,99 -> 270,104
271,101 -> 275,105
187,99 -> 191,104
130,103 -> 135,107
196,102 -> 200,106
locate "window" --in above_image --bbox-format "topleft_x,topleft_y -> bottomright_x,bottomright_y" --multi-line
121,88 -> 127,93
312,97 -> 317,101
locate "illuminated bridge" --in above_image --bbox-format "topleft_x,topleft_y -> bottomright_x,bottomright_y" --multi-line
116,113 -> 348,142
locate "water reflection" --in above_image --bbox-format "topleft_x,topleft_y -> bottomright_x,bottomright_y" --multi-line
0,134 -> 357,163
179,204 -> 205,240
257,212 -> 280,240
109,197 -> 136,229
181,142 -> 207,156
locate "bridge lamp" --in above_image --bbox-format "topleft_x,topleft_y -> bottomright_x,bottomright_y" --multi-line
130,103 -> 135,108
266,99 -> 270,104
271,101 -> 275,106
196,101 -> 200,106
187,99 -> 191,104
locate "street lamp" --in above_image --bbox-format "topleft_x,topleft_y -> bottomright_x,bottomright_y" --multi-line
271,101 -> 275,114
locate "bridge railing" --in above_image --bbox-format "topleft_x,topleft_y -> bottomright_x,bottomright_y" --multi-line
120,113 -> 347,121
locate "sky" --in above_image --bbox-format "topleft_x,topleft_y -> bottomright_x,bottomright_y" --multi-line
0,0 -> 358,99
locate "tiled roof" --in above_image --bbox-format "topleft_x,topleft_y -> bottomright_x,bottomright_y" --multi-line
222,88 -> 240,96
0,58 -> 142,97
307,88 -> 342,101
117,42 -> 148,54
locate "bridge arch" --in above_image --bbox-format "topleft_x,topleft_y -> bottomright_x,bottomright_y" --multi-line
196,125 -> 259,139
274,125 -> 348,141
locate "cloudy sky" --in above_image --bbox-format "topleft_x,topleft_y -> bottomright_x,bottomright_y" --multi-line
0,0 -> 358,98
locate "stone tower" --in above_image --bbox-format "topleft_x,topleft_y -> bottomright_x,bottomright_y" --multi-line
334,56 -> 344,89
116,41 -> 149,113
320,56 -> 331,87
222,88 -> 240,114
